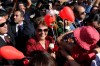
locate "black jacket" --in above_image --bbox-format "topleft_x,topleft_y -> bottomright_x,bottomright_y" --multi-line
9,21 -> 35,55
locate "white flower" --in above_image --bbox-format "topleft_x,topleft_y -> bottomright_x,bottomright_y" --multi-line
47,10 -> 59,16
49,43 -> 54,49
49,10 -> 55,16
54,10 -> 59,15
65,26 -> 71,31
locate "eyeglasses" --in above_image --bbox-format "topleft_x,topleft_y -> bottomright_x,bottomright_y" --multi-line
37,29 -> 48,32
0,22 -> 7,27
80,11 -> 85,15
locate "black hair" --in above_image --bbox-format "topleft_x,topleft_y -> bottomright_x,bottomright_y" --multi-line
0,9 -> 7,17
69,1 -> 78,6
73,5 -> 79,14
18,1 -> 27,7
15,9 -> 25,17
28,50 -> 56,66
34,16 -> 48,29
90,6 -> 99,13
86,12 -> 100,23
5,6 -> 13,15
62,2 -> 70,6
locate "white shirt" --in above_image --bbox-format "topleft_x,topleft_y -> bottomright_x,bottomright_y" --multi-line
0,34 -> 7,42
91,53 -> 100,66
16,22 -> 24,33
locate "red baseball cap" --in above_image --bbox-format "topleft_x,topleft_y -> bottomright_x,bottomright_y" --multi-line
73,26 -> 100,50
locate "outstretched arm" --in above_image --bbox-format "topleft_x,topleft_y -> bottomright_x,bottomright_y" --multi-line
27,0 -> 32,8
60,49 -> 81,66
57,30 -> 73,44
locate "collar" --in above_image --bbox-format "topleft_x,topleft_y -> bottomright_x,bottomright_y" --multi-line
76,18 -> 83,23
17,21 -> 24,26
0,34 -> 7,36
0,34 -> 7,41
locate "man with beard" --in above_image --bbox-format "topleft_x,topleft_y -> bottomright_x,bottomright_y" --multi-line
73,5 -> 86,28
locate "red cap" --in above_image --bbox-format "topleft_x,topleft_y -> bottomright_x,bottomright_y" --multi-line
74,26 -> 100,50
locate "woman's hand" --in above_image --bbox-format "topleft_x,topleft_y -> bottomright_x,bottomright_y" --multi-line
60,49 -> 74,60
94,47 -> 100,53
60,49 -> 81,66
51,52 -> 56,59
92,0 -> 100,6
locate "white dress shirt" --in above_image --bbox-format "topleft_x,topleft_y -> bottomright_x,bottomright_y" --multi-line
16,21 -> 24,33
0,34 -> 8,42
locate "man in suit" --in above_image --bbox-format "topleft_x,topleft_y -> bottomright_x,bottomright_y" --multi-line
0,16 -> 15,65
10,9 -> 35,55
73,5 -> 86,28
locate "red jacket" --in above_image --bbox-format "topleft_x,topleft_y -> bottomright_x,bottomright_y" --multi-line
26,36 -> 54,56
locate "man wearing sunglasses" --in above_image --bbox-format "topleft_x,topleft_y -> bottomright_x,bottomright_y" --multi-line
0,17 -> 16,65
73,5 -> 86,28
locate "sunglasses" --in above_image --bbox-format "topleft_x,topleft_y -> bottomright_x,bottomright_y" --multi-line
0,22 -> 7,27
37,29 -> 48,32
80,11 -> 85,15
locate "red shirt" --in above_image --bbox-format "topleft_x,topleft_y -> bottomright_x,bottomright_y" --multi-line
26,36 -> 54,56
71,45 -> 96,66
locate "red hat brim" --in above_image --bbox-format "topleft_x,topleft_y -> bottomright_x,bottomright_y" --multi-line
73,26 -> 100,50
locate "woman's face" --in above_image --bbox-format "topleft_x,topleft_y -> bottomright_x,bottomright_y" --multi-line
88,21 -> 100,29
36,24 -> 48,40
91,6 -> 98,13
87,21 -> 100,33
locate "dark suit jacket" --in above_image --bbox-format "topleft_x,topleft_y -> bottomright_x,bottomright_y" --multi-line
0,35 -> 15,65
9,21 -> 35,55
72,18 -> 85,28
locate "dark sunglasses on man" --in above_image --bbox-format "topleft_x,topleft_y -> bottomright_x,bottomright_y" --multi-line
0,22 -> 8,27
80,11 -> 86,15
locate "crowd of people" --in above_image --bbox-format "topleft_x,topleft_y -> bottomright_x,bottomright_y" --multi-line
0,0 -> 100,66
